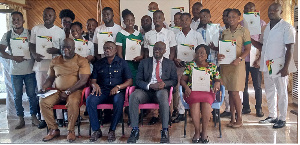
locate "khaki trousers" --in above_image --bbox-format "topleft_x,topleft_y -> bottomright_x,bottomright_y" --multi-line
40,90 -> 81,131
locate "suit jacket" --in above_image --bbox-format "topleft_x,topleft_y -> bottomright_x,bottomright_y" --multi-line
136,57 -> 178,91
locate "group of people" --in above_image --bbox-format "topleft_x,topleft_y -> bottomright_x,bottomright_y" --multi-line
0,1 -> 296,144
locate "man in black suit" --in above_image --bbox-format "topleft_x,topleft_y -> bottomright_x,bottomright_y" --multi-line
127,41 -> 178,143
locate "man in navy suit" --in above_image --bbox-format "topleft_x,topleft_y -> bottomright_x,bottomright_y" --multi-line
127,41 -> 178,143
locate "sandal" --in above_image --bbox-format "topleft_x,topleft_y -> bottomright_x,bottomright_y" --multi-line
227,122 -> 234,127
202,138 -> 209,144
192,138 -> 201,143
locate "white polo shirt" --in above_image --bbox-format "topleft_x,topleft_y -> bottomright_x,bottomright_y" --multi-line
30,24 -> 65,72
259,19 -> 296,72
176,28 -> 205,48
144,27 -> 176,58
92,23 -> 122,44
190,18 -> 200,30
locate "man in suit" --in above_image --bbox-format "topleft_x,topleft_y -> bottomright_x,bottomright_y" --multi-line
127,41 -> 178,143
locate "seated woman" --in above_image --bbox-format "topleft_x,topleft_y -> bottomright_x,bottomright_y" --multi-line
180,44 -> 221,143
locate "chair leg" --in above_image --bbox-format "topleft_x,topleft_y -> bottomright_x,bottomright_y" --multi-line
89,122 -> 91,136
184,110 -> 187,138
77,113 -> 81,137
141,109 -> 144,126
169,110 -> 172,127
99,109 -> 103,127
213,109 -> 217,127
62,109 -> 66,127
218,109 -> 222,138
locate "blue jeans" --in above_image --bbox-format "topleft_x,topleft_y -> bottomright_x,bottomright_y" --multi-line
11,73 -> 38,117
86,89 -> 125,131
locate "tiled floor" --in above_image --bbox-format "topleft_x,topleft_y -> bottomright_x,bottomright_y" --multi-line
0,85 -> 298,144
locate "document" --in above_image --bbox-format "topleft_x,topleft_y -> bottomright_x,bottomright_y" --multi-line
249,45 -> 259,67
207,23 -> 220,47
125,38 -> 141,60
36,36 -> 52,59
192,68 -> 210,92
177,44 -> 195,62
171,7 -> 184,26
10,37 -> 31,59
148,44 -> 154,57
74,39 -> 89,57
243,11 -> 261,35
97,32 -> 114,54
37,90 -> 58,98
267,57 -> 297,78
170,26 -> 182,34
218,40 -> 236,64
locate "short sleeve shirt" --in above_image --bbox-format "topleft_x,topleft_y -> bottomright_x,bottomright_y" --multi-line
30,24 -> 66,72
191,18 -> 201,30
0,29 -> 34,75
48,54 -> 90,91
92,23 -> 122,44
183,62 -> 220,89
115,29 -> 143,57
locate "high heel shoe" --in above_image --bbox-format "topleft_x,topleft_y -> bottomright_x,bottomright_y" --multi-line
201,136 -> 209,144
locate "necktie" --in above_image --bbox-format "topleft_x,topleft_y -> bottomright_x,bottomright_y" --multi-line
156,60 -> 162,82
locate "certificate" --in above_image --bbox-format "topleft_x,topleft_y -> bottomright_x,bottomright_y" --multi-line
177,44 -> 194,62
192,68 -> 210,92
148,44 -> 154,57
170,26 -> 182,34
267,57 -> 297,78
74,39 -> 89,57
218,40 -> 236,64
207,23 -> 220,47
36,36 -> 52,59
243,11 -> 261,35
125,38 -> 141,60
10,37 -> 31,59
249,45 -> 259,67
97,32 -> 114,54
171,7 -> 184,26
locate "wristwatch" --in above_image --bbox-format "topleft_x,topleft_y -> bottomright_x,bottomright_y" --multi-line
65,90 -> 72,96
116,85 -> 121,90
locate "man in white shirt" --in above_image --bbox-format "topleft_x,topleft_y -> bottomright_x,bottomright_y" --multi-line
0,11 -> 39,129
190,2 -> 203,30
252,3 -> 296,128
29,7 -> 66,129
93,7 -> 122,60
172,13 -> 205,123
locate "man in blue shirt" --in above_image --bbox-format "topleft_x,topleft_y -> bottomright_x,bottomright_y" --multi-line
86,41 -> 133,142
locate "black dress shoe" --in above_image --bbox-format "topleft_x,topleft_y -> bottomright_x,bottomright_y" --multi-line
242,108 -> 251,114
220,111 -> 231,117
84,110 -> 89,116
172,114 -> 185,123
148,117 -> 159,125
160,130 -> 170,143
256,109 -> 264,117
273,120 -> 286,128
38,120 -> 47,129
57,119 -> 63,127
127,129 -> 139,143
172,109 -> 178,117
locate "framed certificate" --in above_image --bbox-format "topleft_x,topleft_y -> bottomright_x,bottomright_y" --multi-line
267,57 -> 297,78
207,23 -> 220,47
243,11 -> 261,35
36,36 -> 52,59
192,68 -> 210,92
10,37 -> 31,59
170,7 -> 184,26
177,44 -> 194,62
74,39 -> 89,57
97,32 -> 114,54
218,40 -> 237,64
125,38 -> 142,60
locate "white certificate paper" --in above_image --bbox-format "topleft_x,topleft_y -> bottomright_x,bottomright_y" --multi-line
243,11 -> 261,35
97,32 -> 114,54
249,45 -> 259,67
207,24 -> 220,47
170,26 -> 182,35
192,68 -> 210,92
36,36 -> 52,59
171,7 -> 184,26
125,38 -> 141,60
74,39 -> 89,57
148,45 -> 154,57
219,40 -> 237,64
10,37 -> 31,59
177,44 -> 195,62
267,57 -> 297,78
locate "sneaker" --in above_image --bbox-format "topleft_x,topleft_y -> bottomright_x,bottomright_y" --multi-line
220,111 -> 231,117
127,129 -> 139,143
31,115 -> 40,126
259,117 -> 278,124
15,116 -> 25,129
89,129 -> 102,142
160,130 -> 170,143
273,120 -> 286,129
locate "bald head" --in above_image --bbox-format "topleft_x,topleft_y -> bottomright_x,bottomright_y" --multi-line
61,38 -> 75,59
153,41 -> 166,59
148,2 -> 159,11
244,2 -> 255,13
268,3 -> 282,20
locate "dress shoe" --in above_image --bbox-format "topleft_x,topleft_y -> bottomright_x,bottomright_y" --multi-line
89,129 -> 102,142
172,109 -> 178,117
259,117 -> 278,124
273,120 -> 286,129
256,109 -> 264,117
32,115 -> 40,126
42,129 -> 60,142
127,129 -> 139,143
148,117 -> 159,125
172,114 -> 185,123
84,110 -> 89,116
108,130 -> 116,142
242,108 -> 251,114
57,119 -> 63,127
38,120 -> 47,129
15,116 -> 25,129
220,111 -> 231,117
67,130 -> 76,142
160,130 -> 170,143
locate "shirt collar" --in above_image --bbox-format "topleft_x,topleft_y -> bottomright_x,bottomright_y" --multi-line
155,27 -> 167,34
121,29 -> 140,36
153,57 -> 164,63
104,55 -> 121,64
